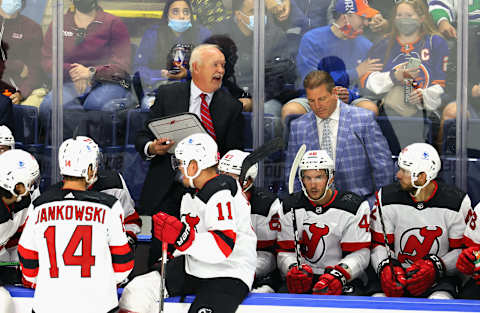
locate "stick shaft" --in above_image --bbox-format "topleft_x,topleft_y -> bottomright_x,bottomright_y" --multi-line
160,242 -> 167,313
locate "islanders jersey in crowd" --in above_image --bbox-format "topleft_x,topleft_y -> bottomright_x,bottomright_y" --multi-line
361,35 -> 449,111
18,188 -> 134,313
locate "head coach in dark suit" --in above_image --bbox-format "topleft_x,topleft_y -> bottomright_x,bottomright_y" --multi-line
135,44 -> 244,264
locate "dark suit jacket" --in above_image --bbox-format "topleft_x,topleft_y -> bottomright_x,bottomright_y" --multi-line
135,81 -> 244,214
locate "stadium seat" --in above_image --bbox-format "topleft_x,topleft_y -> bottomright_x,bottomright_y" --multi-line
13,104 -> 40,147
376,115 -> 433,156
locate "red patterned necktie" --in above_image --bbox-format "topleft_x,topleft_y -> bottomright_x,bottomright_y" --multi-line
200,93 -> 216,140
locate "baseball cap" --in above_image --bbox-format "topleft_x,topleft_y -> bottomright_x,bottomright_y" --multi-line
335,0 -> 379,18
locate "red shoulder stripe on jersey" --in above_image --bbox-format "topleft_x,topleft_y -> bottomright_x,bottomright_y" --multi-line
277,240 -> 295,253
110,243 -> 134,272
125,211 -> 142,227
341,242 -> 371,252
463,236 -> 480,248
257,240 -> 276,250
449,237 -> 463,249
371,230 -> 394,246
209,230 -> 236,258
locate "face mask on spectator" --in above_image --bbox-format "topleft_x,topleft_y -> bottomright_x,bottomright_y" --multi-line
168,19 -> 192,33
238,11 -> 267,31
333,16 -> 363,39
395,18 -> 421,36
73,0 -> 97,14
1,0 -> 22,16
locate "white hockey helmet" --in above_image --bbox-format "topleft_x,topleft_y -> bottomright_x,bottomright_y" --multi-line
298,150 -> 335,201
218,149 -> 258,190
174,133 -> 219,188
58,136 -> 100,186
398,143 -> 441,196
0,125 -> 15,150
0,149 -> 40,201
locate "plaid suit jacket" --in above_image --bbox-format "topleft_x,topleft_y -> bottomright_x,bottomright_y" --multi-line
285,101 -> 393,200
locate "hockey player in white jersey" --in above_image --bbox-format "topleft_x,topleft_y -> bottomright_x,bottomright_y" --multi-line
18,137 -> 134,313
456,202 -> 480,299
218,149 -> 282,293
119,133 -> 256,313
0,125 -> 14,154
49,136 -> 142,249
371,143 -> 469,299
0,149 -> 39,312
277,150 -> 371,295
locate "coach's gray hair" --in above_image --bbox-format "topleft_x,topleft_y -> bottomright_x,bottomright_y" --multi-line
189,44 -> 221,70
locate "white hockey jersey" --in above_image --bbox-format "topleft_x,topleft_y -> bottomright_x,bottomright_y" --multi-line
460,201 -> 480,248
370,181 -> 469,274
247,186 -> 282,278
18,188 -> 134,313
176,175 -> 257,289
0,195 -> 31,262
277,190 -> 371,280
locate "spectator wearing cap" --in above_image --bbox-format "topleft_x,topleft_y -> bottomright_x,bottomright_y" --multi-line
283,0 -> 382,120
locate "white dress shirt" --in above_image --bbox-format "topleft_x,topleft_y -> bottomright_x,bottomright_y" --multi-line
315,99 -> 340,163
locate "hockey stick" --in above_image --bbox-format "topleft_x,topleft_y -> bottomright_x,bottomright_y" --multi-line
353,132 -> 399,284
159,241 -> 167,313
238,137 -> 284,188
288,144 -> 306,268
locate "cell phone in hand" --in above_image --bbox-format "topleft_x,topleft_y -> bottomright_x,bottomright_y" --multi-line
406,57 -> 421,69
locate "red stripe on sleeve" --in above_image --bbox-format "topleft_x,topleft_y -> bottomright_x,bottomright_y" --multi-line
22,277 -> 36,289
276,240 -> 295,253
21,266 -> 39,278
18,244 -> 38,259
463,236 -> 480,248
257,240 -> 276,250
341,242 -> 371,252
449,237 -> 464,249
124,211 -> 142,227
109,243 -> 132,255
209,229 -> 237,258
112,260 -> 134,273
371,230 -> 394,246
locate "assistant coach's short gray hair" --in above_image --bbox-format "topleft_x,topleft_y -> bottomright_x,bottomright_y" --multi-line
189,44 -> 221,70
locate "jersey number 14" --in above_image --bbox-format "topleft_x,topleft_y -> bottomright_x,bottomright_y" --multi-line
44,225 -> 96,278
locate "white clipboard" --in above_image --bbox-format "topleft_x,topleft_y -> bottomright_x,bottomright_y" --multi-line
147,113 -> 207,154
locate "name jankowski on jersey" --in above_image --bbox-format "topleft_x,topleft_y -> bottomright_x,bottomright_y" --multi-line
34,205 -> 107,224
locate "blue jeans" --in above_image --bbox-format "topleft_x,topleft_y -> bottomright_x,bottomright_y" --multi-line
39,82 -> 129,141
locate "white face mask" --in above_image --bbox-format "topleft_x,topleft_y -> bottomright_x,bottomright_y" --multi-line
1,0 -> 22,16
238,11 -> 267,31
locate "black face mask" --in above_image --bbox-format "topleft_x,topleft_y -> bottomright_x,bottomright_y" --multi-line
73,0 -> 97,14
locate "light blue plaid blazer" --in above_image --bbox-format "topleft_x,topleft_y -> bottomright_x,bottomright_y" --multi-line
285,102 -> 394,200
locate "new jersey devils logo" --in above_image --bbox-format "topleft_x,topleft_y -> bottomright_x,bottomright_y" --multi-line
398,226 -> 443,264
300,223 -> 329,263
185,214 -> 200,231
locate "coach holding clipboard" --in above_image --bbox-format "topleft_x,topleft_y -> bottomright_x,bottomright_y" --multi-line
135,44 -> 244,265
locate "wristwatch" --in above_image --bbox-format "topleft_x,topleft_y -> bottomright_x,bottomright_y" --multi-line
88,66 -> 96,80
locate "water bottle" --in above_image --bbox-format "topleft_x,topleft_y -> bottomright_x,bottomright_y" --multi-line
403,78 -> 413,106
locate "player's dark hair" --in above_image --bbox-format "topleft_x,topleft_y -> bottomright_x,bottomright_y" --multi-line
303,70 -> 336,93
63,175 -> 87,182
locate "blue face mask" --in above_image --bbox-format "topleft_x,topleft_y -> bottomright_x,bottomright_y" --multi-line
168,19 -> 192,33
1,0 -> 22,16
239,11 -> 267,31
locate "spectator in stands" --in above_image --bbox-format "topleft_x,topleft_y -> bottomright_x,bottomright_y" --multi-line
40,0 -> 131,131
134,0 -> 211,93
327,0 -> 390,42
0,0 -> 43,105
294,0 -> 332,32
191,0 -> 230,29
135,44 -> 244,265
360,0 -> 448,118
265,0 -> 306,36
285,70 -> 393,204
212,0 -> 296,114
294,0 -> 382,117
203,34 -> 251,109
